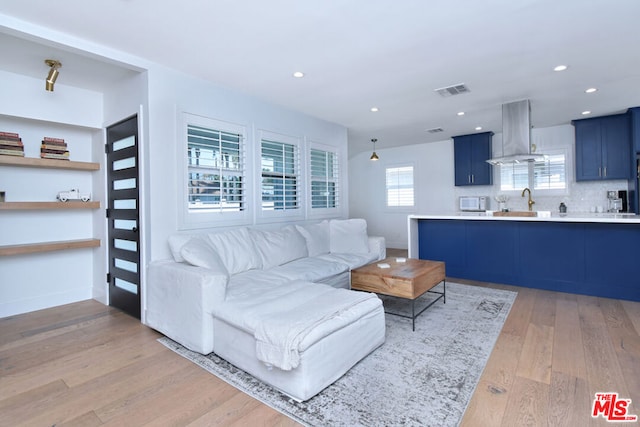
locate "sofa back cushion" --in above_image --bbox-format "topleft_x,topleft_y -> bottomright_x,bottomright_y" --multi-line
329,218 -> 369,254
168,233 -> 194,262
252,225 -> 308,269
180,238 -> 229,277
295,220 -> 330,257
207,227 -> 262,275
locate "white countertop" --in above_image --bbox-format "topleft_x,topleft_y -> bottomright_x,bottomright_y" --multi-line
408,212 -> 640,224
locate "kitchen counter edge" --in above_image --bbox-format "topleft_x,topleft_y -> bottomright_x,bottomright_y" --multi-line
408,213 -> 640,223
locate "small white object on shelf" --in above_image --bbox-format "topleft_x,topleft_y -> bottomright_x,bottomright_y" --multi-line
377,263 -> 391,269
57,188 -> 91,202
396,257 -> 406,263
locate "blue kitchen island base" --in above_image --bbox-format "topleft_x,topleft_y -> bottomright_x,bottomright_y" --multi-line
416,218 -> 640,302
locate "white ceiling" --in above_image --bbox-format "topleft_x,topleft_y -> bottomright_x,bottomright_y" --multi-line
1,0 -> 640,157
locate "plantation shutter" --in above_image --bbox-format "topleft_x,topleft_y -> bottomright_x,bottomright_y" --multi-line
500,153 -> 566,191
310,148 -> 339,209
187,125 -> 244,212
500,162 -> 529,191
261,139 -> 299,211
534,153 -> 566,190
386,166 -> 414,207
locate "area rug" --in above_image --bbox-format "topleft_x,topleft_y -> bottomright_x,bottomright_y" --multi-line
158,282 -> 517,426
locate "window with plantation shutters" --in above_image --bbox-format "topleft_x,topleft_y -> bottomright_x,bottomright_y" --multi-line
500,150 -> 567,192
261,139 -> 300,211
187,124 -> 245,213
386,165 -> 415,207
310,148 -> 339,209
534,153 -> 566,190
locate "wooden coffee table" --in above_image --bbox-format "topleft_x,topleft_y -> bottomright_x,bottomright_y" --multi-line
350,257 -> 445,330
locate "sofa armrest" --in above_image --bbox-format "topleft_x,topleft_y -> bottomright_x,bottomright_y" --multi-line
145,260 -> 227,354
368,236 -> 386,261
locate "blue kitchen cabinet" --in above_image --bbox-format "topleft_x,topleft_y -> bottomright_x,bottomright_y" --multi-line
418,220 -> 466,276
417,218 -> 640,302
517,222 -> 585,293
630,107 -> 640,154
453,132 -> 493,186
573,113 -> 631,181
584,223 -> 640,297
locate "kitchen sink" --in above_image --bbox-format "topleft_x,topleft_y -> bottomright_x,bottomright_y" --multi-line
492,211 -> 537,217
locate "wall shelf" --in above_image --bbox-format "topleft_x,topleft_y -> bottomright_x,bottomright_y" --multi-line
0,239 -> 101,256
0,201 -> 100,210
0,156 -> 100,171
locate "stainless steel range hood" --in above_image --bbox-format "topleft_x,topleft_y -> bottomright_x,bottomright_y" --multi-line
486,99 -> 547,165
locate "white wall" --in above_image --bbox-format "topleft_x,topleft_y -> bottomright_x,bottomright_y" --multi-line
144,66 -> 349,261
349,140 -> 454,249
0,71 -> 104,317
0,36 -> 348,317
349,124 -> 630,249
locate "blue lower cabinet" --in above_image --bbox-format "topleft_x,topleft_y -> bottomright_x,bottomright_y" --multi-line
517,222 -> 585,293
584,223 -> 640,300
418,220 -> 466,276
466,221 -> 518,284
417,219 -> 640,302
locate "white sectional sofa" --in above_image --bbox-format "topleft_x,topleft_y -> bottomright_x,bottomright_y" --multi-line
146,218 -> 386,401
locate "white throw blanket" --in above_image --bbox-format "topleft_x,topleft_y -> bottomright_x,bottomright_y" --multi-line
254,289 -> 380,370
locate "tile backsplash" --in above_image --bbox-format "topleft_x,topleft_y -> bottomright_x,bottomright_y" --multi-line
455,179 -> 631,214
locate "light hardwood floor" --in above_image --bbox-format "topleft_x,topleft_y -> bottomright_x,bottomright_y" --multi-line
1,253 -> 639,426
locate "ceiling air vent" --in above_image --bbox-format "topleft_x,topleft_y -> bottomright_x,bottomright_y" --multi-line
434,83 -> 470,97
426,127 -> 444,133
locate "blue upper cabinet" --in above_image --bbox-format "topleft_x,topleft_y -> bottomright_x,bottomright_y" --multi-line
573,113 -> 631,181
630,107 -> 640,154
453,131 -> 493,186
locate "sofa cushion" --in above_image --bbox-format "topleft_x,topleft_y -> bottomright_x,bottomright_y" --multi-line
168,233 -> 194,262
252,225 -> 308,269
329,218 -> 369,254
207,227 -> 262,275
180,238 -> 229,276
295,221 -> 330,257
228,269 -> 290,296
270,256 -> 349,282
318,252 -> 378,270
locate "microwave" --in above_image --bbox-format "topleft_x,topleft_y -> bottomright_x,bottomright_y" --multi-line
459,196 -> 489,212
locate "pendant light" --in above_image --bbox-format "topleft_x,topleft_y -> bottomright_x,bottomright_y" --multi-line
45,59 -> 62,92
370,138 -> 379,161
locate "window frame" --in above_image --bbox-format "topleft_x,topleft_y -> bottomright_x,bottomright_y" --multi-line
178,113 -> 251,229
385,163 -> 416,211
257,130 -> 304,222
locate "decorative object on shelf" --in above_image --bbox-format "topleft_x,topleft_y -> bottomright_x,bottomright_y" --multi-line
559,202 -> 567,216
57,188 -> 91,202
45,59 -> 62,92
0,191 -> 4,202
370,138 -> 379,161
0,131 -> 25,157
41,136 -> 69,160
494,194 -> 509,212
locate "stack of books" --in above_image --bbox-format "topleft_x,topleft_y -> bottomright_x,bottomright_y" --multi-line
41,136 -> 69,160
0,132 -> 25,157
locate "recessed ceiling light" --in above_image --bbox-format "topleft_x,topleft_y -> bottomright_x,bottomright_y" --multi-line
475,126 -> 482,131
457,111 -> 465,116
370,107 -> 379,112
292,71 -> 304,78
582,110 -> 591,115
585,87 -> 597,93
554,65 -> 568,72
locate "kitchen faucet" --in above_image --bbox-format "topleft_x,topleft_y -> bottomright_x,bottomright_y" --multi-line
521,187 -> 535,211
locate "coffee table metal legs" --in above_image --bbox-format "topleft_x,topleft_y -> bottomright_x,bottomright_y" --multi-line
386,279 -> 446,331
